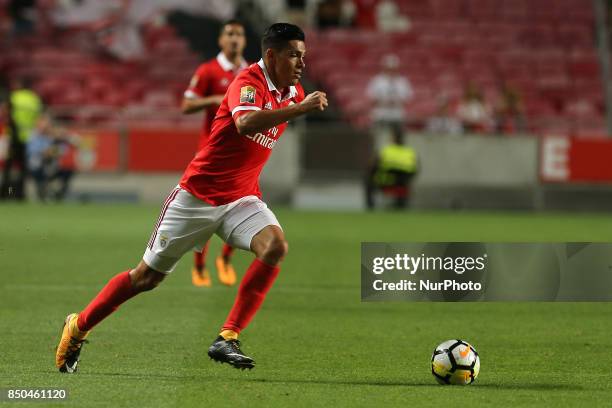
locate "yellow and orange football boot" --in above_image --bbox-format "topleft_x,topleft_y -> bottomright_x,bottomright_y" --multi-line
216,256 -> 237,286
55,313 -> 89,373
192,267 -> 212,287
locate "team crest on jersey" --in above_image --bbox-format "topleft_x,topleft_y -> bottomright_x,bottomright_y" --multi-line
264,101 -> 272,110
240,86 -> 256,103
221,78 -> 230,86
159,233 -> 169,248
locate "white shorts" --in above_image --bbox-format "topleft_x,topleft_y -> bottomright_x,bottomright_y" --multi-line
143,186 -> 281,273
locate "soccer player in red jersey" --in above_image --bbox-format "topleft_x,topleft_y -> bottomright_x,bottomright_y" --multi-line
181,20 -> 248,288
55,23 -> 327,372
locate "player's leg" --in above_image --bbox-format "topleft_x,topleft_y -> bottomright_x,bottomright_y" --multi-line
13,141 -> 26,200
56,187 -> 216,373
30,168 -> 48,201
55,261 -> 166,373
221,225 -> 286,334
53,169 -> 73,201
208,201 -> 285,369
365,162 -> 378,210
192,241 -> 211,287
216,243 -> 237,286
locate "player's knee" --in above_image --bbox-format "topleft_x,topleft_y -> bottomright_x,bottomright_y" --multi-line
138,272 -> 165,291
262,237 -> 288,264
130,263 -> 166,292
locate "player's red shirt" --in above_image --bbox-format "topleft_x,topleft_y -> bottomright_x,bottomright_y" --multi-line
184,52 -> 247,147
180,59 -> 305,206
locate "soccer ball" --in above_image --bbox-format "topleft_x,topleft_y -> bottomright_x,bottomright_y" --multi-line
431,339 -> 480,385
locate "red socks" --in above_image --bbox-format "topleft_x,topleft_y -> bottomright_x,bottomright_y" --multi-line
221,244 -> 234,260
77,270 -> 138,332
194,242 -> 210,269
222,259 -> 280,333
76,256 -> 278,334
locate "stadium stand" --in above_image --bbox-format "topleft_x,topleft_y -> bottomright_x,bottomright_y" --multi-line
0,0 -> 605,137
305,0 -> 603,136
1,10 -> 201,128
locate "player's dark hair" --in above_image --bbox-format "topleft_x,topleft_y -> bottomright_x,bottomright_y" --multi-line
219,19 -> 244,35
261,23 -> 305,53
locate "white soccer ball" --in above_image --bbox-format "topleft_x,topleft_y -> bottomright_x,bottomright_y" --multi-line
431,339 -> 480,385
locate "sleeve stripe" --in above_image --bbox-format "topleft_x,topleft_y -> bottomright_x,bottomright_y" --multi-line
231,106 -> 261,116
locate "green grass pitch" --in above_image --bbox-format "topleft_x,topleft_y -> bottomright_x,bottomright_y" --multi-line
1,203 -> 612,407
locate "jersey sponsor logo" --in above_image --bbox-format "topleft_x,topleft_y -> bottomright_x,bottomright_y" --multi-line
240,86 -> 256,104
245,127 -> 278,149
264,101 -> 272,110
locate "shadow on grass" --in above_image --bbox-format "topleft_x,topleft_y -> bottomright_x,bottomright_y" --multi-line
77,372 -> 200,381
68,371 -> 585,392
247,378 -> 585,391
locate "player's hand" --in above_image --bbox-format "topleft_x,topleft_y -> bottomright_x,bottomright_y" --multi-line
300,91 -> 328,112
211,95 -> 225,105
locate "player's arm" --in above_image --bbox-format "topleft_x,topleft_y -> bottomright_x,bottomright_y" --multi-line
181,66 -> 224,114
181,94 -> 225,114
234,91 -> 327,136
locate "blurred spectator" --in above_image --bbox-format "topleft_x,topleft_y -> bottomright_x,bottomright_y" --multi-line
316,0 -> 342,29
0,77 -> 43,201
49,0 -> 146,60
495,83 -> 527,134
95,11 -> 147,61
455,82 -> 493,133
59,0 -> 237,61
367,54 -> 413,131
0,76 -> 8,168
339,0 -> 356,26
52,0 -> 220,61
50,0 -> 235,28
27,114 -> 54,201
365,125 -> 418,210
426,96 -> 463,136
376,0 -> 410,32
27,115 -> 76,201
50,0 -> 124,28
8,0 -> 36,35
0,72 -> 8,111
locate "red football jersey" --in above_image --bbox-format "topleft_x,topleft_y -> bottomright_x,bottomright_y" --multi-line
184,52 -> 247,147
180,59 -> 305,206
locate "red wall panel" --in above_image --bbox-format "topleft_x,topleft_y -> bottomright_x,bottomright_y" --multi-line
127,128 -> 199,172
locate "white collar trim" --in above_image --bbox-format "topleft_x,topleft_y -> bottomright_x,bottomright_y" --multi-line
257,59 -> 297,101
217,52 -> 247,72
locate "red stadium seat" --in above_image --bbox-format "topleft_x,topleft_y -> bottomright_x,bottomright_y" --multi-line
568,60 -> 600,78
557,25 -> 594,49
7,1 -> 601,135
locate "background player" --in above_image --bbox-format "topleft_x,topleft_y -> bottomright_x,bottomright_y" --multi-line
55,22 -> 328,372
181,20 -> 248,288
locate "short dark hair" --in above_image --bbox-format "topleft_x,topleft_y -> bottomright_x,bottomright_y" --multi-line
219,19 -> 244,35
261,23 -> 305,53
